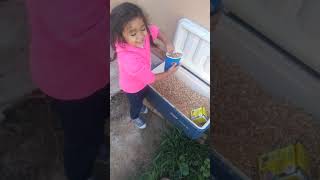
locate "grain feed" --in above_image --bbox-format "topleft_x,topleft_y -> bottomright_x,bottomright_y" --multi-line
152,75 -> 210,121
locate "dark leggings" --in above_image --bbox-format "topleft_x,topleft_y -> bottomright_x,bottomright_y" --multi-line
125,86 -> 150,119
49,85 -> 109,180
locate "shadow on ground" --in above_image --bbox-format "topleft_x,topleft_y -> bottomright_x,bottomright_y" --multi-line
110,92 -> 171,180
0,94 -> 108,180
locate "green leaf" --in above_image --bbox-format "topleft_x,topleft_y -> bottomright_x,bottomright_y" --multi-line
179,155 -> 185,162
179,163 -> 189,176
193,160 -> 199,166
203,171 -> 210,178
205,158 -> 210,164
139,127 -> 210,179
200,166 -> 205,171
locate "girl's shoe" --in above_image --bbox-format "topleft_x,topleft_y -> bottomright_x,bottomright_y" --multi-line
140,105 -> 148,114
132,117 -> 146,129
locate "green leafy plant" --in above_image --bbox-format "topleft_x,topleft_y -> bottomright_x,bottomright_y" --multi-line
139,128 -> 210,180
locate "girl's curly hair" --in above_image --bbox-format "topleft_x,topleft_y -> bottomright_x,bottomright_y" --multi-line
110,2 -> 157,61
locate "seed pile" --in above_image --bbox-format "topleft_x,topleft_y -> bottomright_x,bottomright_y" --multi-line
167,52 -> 182,58
152,75 -> 210,121
211,51 -> 320,179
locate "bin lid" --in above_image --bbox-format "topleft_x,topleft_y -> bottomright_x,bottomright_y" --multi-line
173,18 -> 210,84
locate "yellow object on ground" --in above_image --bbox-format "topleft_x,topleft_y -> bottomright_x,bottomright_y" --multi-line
191,107 -> 208,127
258,143 -> 310,180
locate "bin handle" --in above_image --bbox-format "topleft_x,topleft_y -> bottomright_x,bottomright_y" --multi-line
170,112 -> 178,119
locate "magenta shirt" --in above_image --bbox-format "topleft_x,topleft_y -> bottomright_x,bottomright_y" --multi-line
115,25 -> 159,93
26,0 -> 109,100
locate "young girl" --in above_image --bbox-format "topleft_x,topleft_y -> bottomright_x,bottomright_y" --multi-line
111,2 -> 178,129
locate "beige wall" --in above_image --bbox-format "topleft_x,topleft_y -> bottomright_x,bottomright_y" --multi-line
110,0 -> 210,40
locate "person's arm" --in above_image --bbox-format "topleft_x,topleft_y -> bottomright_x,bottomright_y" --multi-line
157,29 -> 175,53
123,54 -> 179,85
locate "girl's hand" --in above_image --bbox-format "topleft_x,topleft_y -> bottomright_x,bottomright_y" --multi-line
154,63 -> 178,81
167,63 -> 178,74
166,43 -> 175,53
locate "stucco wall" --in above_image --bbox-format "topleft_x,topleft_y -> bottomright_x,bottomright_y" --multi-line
110,0 -> 210,40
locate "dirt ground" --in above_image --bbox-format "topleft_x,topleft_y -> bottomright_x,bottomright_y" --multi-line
0,95 -> 65,180
0,93 -> 108,180
210,50 -> 320,179
110,92 -> 171,180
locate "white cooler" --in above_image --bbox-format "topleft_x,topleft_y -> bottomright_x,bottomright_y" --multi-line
146,18 -> 210,139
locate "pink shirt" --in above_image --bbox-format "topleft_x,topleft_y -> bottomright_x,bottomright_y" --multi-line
115,25 -> 159,93
26,0 -> 109,100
